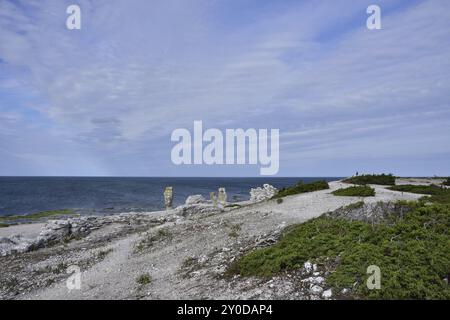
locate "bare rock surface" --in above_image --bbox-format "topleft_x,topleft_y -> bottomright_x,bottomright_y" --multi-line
325,201 -> 414,224
250,184 -> 278,202
0,180 -> 425,300
185,195 -> 207,206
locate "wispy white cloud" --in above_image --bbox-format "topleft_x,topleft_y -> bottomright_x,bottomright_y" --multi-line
0,0 -> 449,176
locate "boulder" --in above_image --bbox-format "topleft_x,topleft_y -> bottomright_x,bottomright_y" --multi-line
36,220 -> 71,244
0,217 -> 98,256
310,285 -> 323,295
0,235 -> 34,256
185,194 -> 206,206
250,184 -> 278,202
322,289 -> 332,299
304,261 -> 313,273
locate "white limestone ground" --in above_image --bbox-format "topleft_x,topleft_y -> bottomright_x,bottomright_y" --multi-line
0,223 -> 45,239
0,180 -> 425,300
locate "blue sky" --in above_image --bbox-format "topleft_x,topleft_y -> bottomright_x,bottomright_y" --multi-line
0,0 -> 449,177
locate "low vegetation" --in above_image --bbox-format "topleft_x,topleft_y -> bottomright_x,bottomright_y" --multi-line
0,223 -> 9,228
273,180 -> 329,199
443,178 -> 450,186
134,228 -> 172,252
179,256 -> 204,279
225,204 -> 241,209
388,185 -> 450,204
228,223 -> 242,238
136,273 -> 152,286
332,186 -> 375,197
343,174 -> 395,186
227,202 -> 450,299
0,209 -> 77,223
94,248 -> 113,260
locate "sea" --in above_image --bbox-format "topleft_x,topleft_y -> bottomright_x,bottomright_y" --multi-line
0,177 -> 341,216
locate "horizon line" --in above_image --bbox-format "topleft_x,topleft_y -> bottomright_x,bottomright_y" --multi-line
0,175 -> 446,178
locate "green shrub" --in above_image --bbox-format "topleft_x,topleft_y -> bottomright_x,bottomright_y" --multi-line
227,203 -> 450,299
332,186 -> 375,197
0,209 -> 77,223
136,273 -> 152,285
388,185 -> 450,204
343,174 -> 395,186
443,178 -> 450,186
273,180 -> 329,199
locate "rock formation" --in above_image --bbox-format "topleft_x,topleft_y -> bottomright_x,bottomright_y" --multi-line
249,184 -> 278,202
164,186 -> 173,209
218,188 -> 227,207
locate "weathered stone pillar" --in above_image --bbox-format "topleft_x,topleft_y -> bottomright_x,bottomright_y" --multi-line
164,187 -> 173,209
210,192 -> 218,207
218,187 -> 227,207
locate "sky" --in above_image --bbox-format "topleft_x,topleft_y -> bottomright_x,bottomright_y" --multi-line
0,0 -> 449,177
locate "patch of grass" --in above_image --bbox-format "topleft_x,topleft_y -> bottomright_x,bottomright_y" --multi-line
179,256 -> 204,279
136,273 -> 152,286
273,180 -> 329,199
332,186 -> 375,197
342,201 -> 365,211
1,277 -> 19,291
227,202 -> 450,299
0,223 -> 9,228
388,185 -> 450,204
343,174 -> 395,186
94,248 -> 113,260
0,209 -> 77,223
134,228 -> 172,252
225,204 -> 242,209
228,223 -> 242,238
181,256 -> 199,269
53,262 -> 67,274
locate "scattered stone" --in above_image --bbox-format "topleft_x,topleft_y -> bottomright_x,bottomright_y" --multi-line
310,285 -> 323,295
304,261 -> 313,273
302,276 -> 325,285
322,289 -> 332,299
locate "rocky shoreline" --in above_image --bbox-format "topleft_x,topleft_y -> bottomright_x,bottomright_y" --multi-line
0,180 -> 427,300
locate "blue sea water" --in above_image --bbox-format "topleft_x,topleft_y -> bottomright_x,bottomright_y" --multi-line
0,177 -> 341,216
